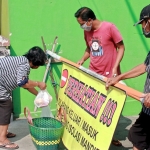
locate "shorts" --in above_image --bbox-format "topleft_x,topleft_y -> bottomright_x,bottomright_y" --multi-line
0,99 -> 12,125
128,111 -> 150,150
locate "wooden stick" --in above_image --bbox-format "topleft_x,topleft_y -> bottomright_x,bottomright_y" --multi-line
46,50 -> 143,102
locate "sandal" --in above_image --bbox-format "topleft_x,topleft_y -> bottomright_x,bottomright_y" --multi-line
7,132 -> 16,138
0,142 -> 19,149
112,139 -> 122,146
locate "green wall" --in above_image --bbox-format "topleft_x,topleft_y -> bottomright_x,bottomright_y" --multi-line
1,0 -> 150,117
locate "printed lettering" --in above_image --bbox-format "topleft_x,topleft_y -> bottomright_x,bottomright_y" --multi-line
100,99 -> 117,126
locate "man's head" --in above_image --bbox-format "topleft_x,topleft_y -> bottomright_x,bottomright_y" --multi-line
24,46 -> 47,69
134,4 -> 150,38
74,7 -> 96,31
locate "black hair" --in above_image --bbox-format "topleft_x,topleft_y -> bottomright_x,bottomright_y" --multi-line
24,46 -> 47,66
74,7 -> 96,21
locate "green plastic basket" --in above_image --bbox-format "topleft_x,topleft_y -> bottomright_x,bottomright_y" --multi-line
24,107 -> 65,150
29,117 -> 64,150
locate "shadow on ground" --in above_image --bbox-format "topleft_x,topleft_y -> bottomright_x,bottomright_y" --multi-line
109,115 -> 133,150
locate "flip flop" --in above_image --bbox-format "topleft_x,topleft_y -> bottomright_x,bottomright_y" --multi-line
0,145 -> 4,148
7,132 -> 16,138
1,142 -> 19,149
111,139 -> 122,146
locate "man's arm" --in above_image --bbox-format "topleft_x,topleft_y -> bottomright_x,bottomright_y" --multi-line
77,47 -> 90,65
118,63 -> 146,79
22,80 -> 46,90
26,88 -> 38,95
112,41 -> 125,76
106,63 -> 146,87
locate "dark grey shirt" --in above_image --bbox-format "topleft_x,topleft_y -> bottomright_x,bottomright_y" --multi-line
143,52 -> 150,115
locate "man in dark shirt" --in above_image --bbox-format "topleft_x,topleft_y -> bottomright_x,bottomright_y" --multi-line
106,4 -> 150,150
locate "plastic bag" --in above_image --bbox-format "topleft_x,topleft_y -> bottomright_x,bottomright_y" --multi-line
34,90 -> 52,108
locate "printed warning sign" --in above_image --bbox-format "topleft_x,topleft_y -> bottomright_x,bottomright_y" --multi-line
60,69 -> 68,88
58,63 -> 127,150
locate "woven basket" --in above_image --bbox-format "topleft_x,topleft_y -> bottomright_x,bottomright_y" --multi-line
24,107 -> 65,150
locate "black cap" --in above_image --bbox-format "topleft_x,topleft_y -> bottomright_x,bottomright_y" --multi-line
134,4 -> 150,26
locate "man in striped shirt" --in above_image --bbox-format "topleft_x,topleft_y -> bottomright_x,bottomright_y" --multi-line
106,4 -> 150,150
0,46 -> 47,149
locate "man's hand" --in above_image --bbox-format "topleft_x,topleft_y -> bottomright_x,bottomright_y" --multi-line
37,82 -> 47,90
141,93 -> 150,108
77,59 -> 84,65
105,76 -> 120,90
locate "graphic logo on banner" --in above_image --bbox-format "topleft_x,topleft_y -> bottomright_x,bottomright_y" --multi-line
60,69 -> 68,88
58,63 -> 126,150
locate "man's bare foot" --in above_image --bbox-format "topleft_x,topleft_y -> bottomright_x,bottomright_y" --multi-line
0,138 -> 19,149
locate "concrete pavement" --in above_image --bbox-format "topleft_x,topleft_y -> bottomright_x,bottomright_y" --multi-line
0,115 -> 137,150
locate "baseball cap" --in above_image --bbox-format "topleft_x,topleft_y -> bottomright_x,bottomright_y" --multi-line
134,4 -> 150,26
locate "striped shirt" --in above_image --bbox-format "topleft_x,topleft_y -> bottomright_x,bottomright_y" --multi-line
0,56 -> 30,101
143,52 -> 150,115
